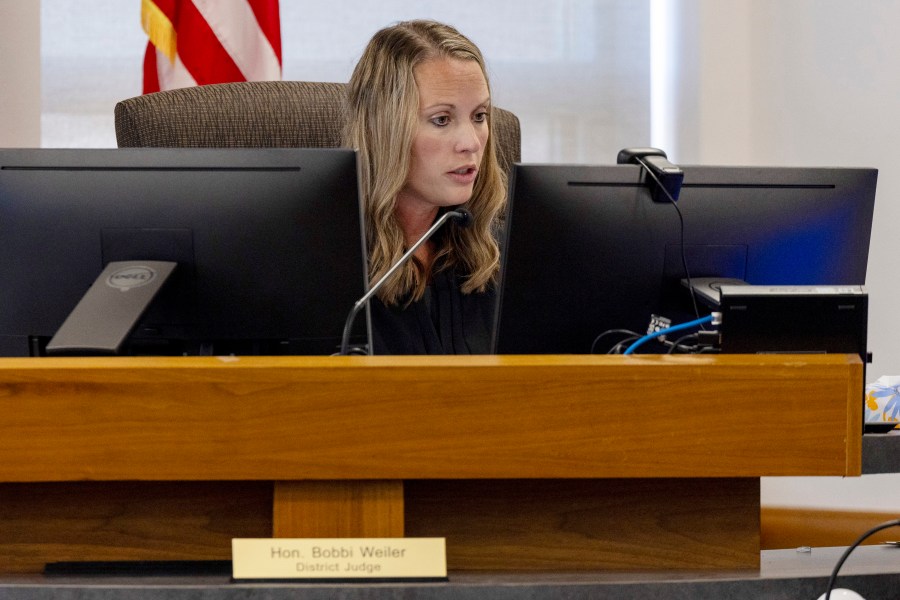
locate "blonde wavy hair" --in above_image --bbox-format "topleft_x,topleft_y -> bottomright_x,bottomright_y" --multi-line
343,20 -> 507,307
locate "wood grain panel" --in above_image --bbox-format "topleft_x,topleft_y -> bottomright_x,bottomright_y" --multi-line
762,507 -> 900,550
0,481 -> 271,573
0,355 -> 863,573
0,354 -> 862,481
405,478 -> 761,570
844,359 -> 864,474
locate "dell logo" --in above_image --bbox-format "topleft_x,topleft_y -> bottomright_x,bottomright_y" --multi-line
106,265 -> 156,291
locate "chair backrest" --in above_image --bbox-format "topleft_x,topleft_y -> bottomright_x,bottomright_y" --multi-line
114,80 -> 521,176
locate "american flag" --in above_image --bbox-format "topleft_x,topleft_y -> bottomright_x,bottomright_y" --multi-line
141,0 -> 281,94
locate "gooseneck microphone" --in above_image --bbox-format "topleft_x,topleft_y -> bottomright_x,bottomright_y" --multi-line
338,208 -> 472,355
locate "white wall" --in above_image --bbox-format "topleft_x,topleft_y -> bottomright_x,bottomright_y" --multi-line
673,0 -> 900,383
671,0 -> 900,511
0,2 -> 40,146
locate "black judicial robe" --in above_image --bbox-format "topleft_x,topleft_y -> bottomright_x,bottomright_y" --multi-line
369,269 -> 495,355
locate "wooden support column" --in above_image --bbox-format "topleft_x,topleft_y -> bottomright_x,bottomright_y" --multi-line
273,480 -> 404,538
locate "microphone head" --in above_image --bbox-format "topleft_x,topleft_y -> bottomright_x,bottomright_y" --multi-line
451,209 -> 473,228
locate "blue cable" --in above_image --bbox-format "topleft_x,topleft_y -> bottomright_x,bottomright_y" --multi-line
623,314 -> 715,355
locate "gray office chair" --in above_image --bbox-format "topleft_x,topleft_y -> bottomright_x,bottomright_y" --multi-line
114,80 -> 521,175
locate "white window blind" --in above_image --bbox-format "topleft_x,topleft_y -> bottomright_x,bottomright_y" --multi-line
41,0 -> 650,162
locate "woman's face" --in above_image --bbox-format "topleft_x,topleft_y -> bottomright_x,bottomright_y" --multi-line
397,57 -> 490,218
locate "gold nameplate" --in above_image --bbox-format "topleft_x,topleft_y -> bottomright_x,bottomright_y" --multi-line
232,538 -> 447,581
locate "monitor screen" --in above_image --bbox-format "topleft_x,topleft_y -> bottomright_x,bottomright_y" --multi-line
0,148 -> 367,356
494,163 -> 877,354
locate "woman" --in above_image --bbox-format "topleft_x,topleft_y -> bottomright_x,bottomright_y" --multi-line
344,20 -> 507,354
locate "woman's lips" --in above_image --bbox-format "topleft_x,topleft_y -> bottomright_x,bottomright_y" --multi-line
447,166 -> 477,184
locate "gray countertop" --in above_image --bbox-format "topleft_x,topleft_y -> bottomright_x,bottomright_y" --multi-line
863,430 -> 899,474
0,546 -> 897,600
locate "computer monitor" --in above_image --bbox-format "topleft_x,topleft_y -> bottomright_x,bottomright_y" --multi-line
494,163 -> 877,354
0,148 -> 367,356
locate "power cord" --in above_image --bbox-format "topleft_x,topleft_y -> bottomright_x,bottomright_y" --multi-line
623,313 -> 719,355
820,518 -> 900,600
633,155 -> 705,327
590,329 -> 642,354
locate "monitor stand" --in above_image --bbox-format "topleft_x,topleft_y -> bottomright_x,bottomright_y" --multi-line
45,260 -> 177,355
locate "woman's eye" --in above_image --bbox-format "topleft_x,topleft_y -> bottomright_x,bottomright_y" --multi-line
430,115 -> 450,126
474,111 -> 488,123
